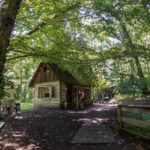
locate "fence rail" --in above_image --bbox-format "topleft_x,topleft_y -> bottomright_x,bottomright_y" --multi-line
118,104 -> 150,140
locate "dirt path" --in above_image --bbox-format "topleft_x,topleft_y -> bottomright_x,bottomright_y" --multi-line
0,104 -> 149,150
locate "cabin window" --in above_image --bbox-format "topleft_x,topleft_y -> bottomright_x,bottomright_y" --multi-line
38,87 -> 50,98
51,86 -> 56,98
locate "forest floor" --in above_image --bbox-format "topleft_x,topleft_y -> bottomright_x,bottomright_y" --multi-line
0,103 -> 149,150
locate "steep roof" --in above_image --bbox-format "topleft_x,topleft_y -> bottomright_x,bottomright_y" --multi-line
29,63 -> 81,87
49,63 -> 80,85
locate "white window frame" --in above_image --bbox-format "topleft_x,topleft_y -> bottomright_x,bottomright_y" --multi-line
37,86 -> 52,98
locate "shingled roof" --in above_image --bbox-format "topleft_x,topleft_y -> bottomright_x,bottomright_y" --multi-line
29,63 -> 81,87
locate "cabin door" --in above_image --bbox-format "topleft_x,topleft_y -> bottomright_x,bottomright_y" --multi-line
67,84 -> 73,108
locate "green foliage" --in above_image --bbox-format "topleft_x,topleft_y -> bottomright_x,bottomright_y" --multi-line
6,59 -> 38,102
1,0 -> 149,99
0,75 -> 15,98
117,79 -> 142,95
91,1 -> 150,95
21,102 -> 34,110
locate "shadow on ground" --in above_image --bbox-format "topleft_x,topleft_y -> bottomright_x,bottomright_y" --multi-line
0,104 -> 148,150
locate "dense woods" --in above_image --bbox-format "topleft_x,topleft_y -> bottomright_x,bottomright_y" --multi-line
0,0 -> 150,101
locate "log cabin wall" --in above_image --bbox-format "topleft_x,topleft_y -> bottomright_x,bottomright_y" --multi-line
34,64 -> 58,85
60,82 -> 67,108
84,88 -> 93,105
72,87 -> 77,101
84,89 -> 91,100
34,81 -> 60,108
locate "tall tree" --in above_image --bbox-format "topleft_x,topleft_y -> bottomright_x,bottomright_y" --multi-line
0,0 -> 22,97
75,0 -> 150,94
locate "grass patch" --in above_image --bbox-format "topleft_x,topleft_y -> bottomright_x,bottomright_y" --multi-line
21,102 -> 34,110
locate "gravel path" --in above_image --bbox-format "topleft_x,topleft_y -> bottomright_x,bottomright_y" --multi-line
0,103 -> 149,150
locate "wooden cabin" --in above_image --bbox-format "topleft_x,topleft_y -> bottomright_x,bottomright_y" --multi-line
29,63 -> 92,109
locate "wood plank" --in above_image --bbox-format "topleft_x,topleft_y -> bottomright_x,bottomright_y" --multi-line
122,128 -> 150,140
60,82 -> 67,100
71,123 -> 115,143
122,117 -> 150,128
122,111 -> 150,121
121,106 -> 150,114
0,122 -> 5,130
119,104 -> 150,109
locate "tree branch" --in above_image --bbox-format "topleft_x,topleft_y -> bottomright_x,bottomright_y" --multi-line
24,2 -> 81,36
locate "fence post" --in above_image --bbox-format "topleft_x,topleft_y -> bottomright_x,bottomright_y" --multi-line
117,105 -> 123,130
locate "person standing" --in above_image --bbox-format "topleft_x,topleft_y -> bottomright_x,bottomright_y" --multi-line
76,89 -> 85,109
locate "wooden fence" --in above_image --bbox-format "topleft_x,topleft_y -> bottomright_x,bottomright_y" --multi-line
118,103 -> 150,140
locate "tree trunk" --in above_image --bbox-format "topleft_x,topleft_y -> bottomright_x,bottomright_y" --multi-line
134,56 -> 149,94
19,59 -> 23,101
0,51 -> 6,98
0,0 -> 22,98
